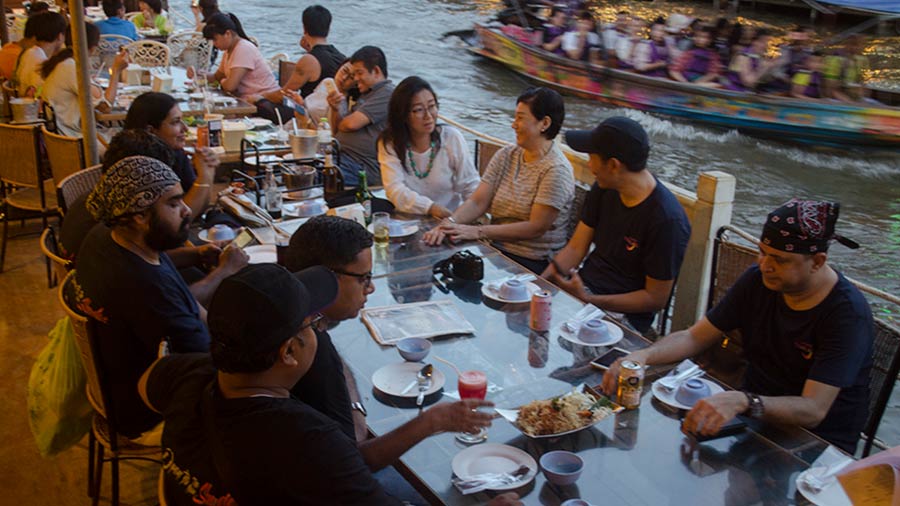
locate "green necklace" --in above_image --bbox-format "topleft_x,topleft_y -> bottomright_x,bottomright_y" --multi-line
408,141 -> 437,179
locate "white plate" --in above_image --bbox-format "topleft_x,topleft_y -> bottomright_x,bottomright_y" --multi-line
481,281 -> 541,304
246,117 -> 273,129
212,96 -> 238,105
242,154 -> 282,166
371,362 -> 446,398
796,468 -> 852,506
282,152 -> 324,163
451,443 -> 538,491
559,319 -> 624,347
283,187 -> 324,201
283,199 -> 328,218
650,377 -> 725,410
188,92 -> 205,101
244,244 -> 277,264
197,228 -> 237,243
495,385 -> 623,439
367,222 -> 419,239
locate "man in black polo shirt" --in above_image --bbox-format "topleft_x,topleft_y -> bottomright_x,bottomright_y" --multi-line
544,116 -> 691,333
601,200 -> 873,453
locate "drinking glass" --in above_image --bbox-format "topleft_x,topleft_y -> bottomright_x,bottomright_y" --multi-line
373,211 -> 390,246
456,370 -> 488,444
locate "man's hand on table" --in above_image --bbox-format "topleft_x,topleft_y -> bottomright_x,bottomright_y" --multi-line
600,350 -> 649,396
487,493 -> 522,506
424,399 -> 494,435
549,269 -> 589,303
682,391 -> 749,437
217,244 -> 249,276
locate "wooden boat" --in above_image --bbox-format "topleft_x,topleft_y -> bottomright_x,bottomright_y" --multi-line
459,23 -> 900,151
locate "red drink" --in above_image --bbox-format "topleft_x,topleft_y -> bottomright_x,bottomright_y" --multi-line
458,371 -> 487,400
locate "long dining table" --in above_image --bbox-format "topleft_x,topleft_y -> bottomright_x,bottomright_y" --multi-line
317,221 -> 834,506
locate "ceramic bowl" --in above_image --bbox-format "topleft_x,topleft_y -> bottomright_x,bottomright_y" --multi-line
498,279 -> 529,300
396,337 -> 431,362
206,224 -> 235,242
539,451 -> 584,486
675,378 -> 712,407
577,318 -> 610,344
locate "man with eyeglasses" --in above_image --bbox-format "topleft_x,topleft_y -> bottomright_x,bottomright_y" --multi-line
283,216 -> 498,502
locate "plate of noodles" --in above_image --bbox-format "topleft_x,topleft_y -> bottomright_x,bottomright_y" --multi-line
495,385 -> 623,439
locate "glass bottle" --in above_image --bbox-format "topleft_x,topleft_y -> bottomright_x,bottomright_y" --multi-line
355,170 -> 373,224
322,151 -> 344,200
263,166 -> 282,220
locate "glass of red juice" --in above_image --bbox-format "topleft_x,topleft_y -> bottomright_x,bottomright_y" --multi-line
456,370 -> 488,444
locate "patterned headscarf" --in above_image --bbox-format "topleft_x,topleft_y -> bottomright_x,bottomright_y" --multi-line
760,199 -> 859,254
86,156 -> 181,225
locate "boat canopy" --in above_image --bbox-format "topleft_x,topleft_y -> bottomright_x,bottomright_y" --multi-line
817,1 -> 900,15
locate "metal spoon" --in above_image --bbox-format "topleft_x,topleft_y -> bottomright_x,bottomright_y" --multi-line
416,364 -> 434,407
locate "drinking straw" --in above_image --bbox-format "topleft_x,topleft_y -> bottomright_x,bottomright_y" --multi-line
433,355 -> 462,377
275,107 -> 285,132
291,117 -> 299,136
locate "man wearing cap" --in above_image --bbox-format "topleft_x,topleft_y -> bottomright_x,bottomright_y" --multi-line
601,199 -> 873,453
75,155 -> 247,440
544,116 -> 690,334
137,264 -> 522,506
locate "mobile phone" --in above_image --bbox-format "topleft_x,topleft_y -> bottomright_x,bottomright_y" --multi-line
191,0 -> 199,7
283,96 -> 307,116
589,347 -> 630,371
324,78 -> 337,95
682,416 -> 747,442
232,228 -> 256,249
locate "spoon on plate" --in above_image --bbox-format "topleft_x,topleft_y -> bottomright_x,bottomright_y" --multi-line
416,364 -> 434,407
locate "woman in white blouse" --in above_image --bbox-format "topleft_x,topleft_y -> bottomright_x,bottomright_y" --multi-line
378,76 -> 480,218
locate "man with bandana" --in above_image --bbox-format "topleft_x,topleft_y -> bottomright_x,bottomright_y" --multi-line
601,199 -> 873,453
75,156 -> 248,441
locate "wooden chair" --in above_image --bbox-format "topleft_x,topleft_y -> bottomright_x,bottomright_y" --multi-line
1,79 -> 16,120
124,39 -> 170,68
39,226 -> 71,288
0,123 -> 58,273
474,138 -> 503,176
95,34 -> 133,73
278,59 -> 296,87
57,165 -> 101,215
59,271 -> 161,506
42,125 -> 86,186
166,31 -> 212,72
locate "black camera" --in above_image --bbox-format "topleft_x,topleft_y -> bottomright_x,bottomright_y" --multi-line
433,250 -> 484,281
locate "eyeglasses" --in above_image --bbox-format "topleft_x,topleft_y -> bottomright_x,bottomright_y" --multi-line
332,268 -> 373,289
410,104 -> 439,118
299,313 -> 326,331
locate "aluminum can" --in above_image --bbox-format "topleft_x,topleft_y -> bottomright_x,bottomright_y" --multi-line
529,291 -> 551,331
617,360 -> 644,410
527,330 -> 549,368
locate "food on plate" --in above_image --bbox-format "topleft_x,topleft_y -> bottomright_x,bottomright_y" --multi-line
517,390 -> 615,436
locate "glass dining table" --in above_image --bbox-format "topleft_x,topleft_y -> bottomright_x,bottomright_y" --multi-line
325,225 -> 832,506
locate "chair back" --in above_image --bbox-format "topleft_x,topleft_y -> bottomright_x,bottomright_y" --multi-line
278,59 -> 296,87
1,79 -> 16,119
267,52 -> 289,73
95,34 -> 133,72
56,164 -> 102,215
166,31 -> 212,72
40,226 -> 72,282
59,271 -> 107,417
474,138 -> 503,176
125,40 -> 170,68
862,319 -> 900,456
42,125 -> 86,184
0,123 -> 44,188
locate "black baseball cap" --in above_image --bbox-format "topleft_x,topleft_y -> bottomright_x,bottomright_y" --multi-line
208,264 -> 338,356
564,116 -> 650,172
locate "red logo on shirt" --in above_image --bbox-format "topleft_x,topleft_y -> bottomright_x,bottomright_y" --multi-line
794,341 -> 814,360
624,236 -> 639,251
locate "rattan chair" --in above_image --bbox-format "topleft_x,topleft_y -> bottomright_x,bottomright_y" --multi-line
42,125 -> 86,186
278,59 -> 296,87
59,271 -> 161,506
267,52 -> 289,73
95,34 -> 133,73
166,31 -> 212,72
1,78 -> 16,120
39,226 -> 71,288
57,165 -> 101,215
474,138 -> 503,176
124,39 -> 170,68
861,319 -> 900,456
0,123 -> 58,272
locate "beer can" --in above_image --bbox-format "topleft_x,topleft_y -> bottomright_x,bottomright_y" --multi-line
529,291 -> 551,331
617,360 -> 644,410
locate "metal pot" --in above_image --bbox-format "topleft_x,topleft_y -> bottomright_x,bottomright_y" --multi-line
289,129 -> 318,160
10,98 -> 38,123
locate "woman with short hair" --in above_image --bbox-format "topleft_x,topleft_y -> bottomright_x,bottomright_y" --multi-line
423,87 -> 574,274
133,0 -> 170,35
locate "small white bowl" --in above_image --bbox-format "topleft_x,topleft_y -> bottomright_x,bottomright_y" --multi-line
498,279 -> 529,300
578,319 -> 610,344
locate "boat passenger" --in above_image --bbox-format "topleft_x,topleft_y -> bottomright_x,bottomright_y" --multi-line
138,263 -> 523,506
539,0 -> 585,17
601,199 -> 872,455
191,0 -> 220,31
712,17 -> 732,65
722,30 -> 775,92
790,51 -> 825,100
544,117 -> 690,334
132,0 -> 170,36
823,34 -> 870,103
94,0 -> 139,40
40,21 -> 128,138
191,13 -> 292,123
14,11 -> 67,97
327,45 -> 394,186
669,25 -> 722,87
540,6 -> 569,56
264,5 -> 346,108
614,17 -> 645,69
633,17 -> 671,78
423,87 -> 574,275
601,10 -> 630,60
378,77 -> 480,218
728,23 -> 756,60
562,11 -> 602,62
767,25 -> 814,94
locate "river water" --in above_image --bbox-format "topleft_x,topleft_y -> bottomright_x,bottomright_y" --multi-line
179,0 -> 900,307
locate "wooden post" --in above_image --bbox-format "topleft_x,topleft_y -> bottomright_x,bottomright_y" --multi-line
68,0 -> 100,165
1,0 -> 8,45
670,171 -> 735,331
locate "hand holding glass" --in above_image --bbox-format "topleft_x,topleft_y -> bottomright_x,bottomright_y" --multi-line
456,370 -> 488,444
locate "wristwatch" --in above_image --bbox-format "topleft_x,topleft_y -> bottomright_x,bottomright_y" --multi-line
351,401 -> 367,417
742,391 -> 764,419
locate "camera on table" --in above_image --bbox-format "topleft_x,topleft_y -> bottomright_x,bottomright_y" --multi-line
433,250 -> 484,281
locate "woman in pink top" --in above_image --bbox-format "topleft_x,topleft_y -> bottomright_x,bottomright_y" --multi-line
190,13 -> 291,122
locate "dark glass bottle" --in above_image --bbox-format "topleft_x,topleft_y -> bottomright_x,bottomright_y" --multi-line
355,170 -> 373,224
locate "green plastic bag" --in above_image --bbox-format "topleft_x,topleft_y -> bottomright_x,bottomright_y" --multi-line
27,317 -> 94,457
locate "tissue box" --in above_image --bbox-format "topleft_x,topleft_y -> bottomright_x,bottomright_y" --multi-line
125,65 -> 150,86
327,203 -> 366,227
152,74 -> 174,93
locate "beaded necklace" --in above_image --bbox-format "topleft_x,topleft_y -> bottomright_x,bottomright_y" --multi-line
407,141 -> 437,179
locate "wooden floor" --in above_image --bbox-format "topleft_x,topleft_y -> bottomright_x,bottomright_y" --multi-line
0,220 -> 157,506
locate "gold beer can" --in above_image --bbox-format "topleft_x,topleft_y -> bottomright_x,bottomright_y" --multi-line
617,360 -> 644,410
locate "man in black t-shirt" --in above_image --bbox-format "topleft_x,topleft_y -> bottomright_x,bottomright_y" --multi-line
75,156 -> 247,439
138,264 -> 522,506
544,117 -> 690,333
601,199 -> 873,453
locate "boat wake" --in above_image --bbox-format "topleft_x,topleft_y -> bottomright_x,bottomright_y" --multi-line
616,109 -> 746,145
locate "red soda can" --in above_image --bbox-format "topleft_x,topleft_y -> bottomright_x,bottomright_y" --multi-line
529,291 -> 552,331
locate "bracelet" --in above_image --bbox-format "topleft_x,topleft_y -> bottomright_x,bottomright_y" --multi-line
477,225 -> 487,241
446,216 -> 456,224
194,182 -> 211,188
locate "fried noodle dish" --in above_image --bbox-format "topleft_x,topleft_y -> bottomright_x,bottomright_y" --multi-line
517,390 -> 615,436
